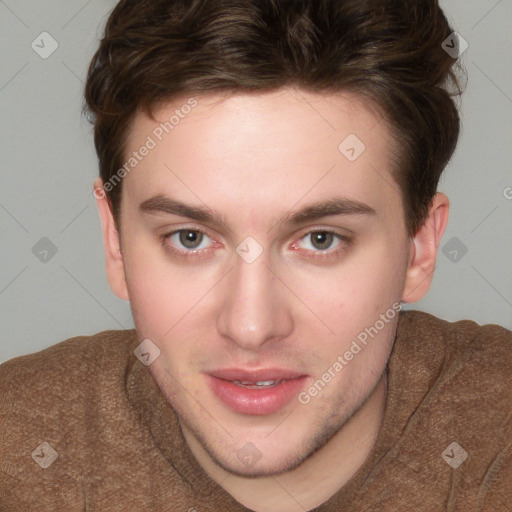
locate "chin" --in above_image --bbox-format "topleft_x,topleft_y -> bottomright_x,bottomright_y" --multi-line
221,450 -> 307,478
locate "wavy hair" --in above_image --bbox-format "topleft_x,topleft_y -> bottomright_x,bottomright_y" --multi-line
84,0 -> 465,237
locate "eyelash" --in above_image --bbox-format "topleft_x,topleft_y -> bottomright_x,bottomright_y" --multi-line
160,228 -> 352,262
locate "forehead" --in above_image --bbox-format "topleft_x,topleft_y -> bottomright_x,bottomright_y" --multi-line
121,88 -> 400,227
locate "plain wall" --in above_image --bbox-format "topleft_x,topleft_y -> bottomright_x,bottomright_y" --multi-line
1,0 -> 511,363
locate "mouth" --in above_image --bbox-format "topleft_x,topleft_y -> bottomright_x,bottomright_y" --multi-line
206,368 -> 308,415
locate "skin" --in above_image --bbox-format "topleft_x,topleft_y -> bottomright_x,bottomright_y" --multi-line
94,87 -> 449,512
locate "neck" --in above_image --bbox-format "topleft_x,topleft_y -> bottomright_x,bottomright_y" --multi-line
182,371 -> 388,512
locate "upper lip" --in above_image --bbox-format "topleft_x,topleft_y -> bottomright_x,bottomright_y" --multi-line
208,368 -> 306,382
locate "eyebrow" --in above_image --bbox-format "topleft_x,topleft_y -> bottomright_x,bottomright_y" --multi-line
139,194 -> 376,231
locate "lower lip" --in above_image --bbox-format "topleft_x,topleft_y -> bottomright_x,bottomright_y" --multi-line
206,375 -> 308,415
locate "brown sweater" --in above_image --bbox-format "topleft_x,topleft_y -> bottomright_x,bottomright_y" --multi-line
1,310 -> 511,511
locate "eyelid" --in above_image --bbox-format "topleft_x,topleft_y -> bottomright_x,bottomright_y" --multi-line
167,228 -> 212,247
295,225 -> 352,240
160,224 -> 215,241
290,229 -> 352,259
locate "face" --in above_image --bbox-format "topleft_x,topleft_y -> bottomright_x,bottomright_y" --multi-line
105,88 -> 416,476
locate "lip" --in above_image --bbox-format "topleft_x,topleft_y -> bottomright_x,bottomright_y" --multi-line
206,368 -> 308,416
208,368 -> 305,382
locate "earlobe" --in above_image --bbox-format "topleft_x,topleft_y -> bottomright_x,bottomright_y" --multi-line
94,178 -> 130,301
402,192 -> 450,303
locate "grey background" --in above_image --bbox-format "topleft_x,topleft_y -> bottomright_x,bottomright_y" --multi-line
1,0 -> 511,363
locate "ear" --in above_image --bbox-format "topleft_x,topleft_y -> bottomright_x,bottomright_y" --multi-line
402,192 -> 450,303
93,178 -> 129,301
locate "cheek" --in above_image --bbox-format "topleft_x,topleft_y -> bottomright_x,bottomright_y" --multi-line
354,231 -> 408,293
298,240 -> 406,335
125,266 -> 200,380
127,277 -> 170,338
123,244 -> 220,343
121,237 -> 176,335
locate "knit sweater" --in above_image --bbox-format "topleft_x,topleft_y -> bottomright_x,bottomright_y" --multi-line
1,310 -> 511,511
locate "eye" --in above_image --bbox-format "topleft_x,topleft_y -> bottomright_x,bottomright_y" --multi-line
291,230 -> 352,261
161,228 -> 217,259
171,229 -> 210,250
160,227 -> 351,262
299,231 -> 339,251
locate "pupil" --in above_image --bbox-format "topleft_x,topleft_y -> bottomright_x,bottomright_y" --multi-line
180,230 -> 202,249
312,232 -> 332,250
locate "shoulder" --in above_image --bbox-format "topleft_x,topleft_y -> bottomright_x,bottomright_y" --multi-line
0,330 -> 139,506
397,309 -> 512,374
0,329 -> 138,419
395,309 -> 512,415
385,310 -> 512,507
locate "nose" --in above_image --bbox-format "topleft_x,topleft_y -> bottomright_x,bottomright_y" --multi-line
216,249 -> 293,351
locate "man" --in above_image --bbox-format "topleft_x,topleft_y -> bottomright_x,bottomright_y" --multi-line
1,0 -> 510,510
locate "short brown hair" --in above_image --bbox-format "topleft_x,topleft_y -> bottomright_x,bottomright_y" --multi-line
84,0 -> 465,237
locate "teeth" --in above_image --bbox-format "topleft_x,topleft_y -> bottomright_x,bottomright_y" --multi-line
232,379 -> 285,388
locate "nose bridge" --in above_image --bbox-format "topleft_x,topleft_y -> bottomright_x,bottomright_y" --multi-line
216,247 -> 292,350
